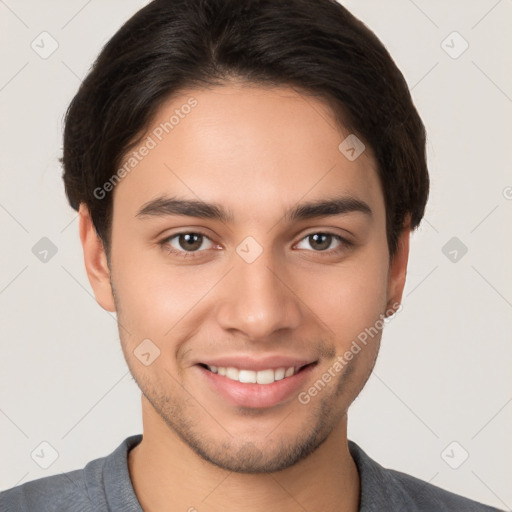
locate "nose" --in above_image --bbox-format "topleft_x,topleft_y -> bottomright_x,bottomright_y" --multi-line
215,251 -> 302,340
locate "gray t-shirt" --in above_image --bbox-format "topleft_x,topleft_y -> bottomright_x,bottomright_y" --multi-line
0,434 -> 503,511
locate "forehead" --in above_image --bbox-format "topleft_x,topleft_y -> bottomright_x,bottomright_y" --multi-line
112,83 -> 383,222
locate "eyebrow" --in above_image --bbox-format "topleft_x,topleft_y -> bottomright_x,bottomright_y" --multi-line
135,195 -> 372,223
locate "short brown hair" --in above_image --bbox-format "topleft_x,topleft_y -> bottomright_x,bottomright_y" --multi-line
62,0 -> 429,260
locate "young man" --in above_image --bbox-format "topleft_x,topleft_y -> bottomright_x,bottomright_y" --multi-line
0,0 -> 503,511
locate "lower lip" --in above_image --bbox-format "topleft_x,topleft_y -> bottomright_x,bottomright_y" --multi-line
196,363 -> 316,409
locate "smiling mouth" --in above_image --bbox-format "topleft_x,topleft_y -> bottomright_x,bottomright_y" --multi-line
197,362 -> 316,385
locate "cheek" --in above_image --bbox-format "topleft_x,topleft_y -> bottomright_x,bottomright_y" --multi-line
308,247 -> 389,344
111,244 -> 221,339
111,221 -> 389,349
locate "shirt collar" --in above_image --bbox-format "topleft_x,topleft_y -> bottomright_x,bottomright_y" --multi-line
88,435 -> 416,512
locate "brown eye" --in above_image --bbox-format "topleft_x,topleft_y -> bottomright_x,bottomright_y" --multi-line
296,232 -> 343,252
177,233 -> 204,251
162,232 -> 215,256
308,233 -> 333,251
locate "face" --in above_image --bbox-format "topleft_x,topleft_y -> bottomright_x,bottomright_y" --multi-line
82,83 -> 408,473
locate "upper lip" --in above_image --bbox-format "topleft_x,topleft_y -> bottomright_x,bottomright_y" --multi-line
197,355 -> 317,372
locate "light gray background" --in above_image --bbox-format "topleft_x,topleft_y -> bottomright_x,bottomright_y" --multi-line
0,0 -> 511,509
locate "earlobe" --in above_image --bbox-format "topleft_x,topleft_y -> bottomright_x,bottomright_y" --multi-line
78,203 -> 116,312
386,217 -> 411,313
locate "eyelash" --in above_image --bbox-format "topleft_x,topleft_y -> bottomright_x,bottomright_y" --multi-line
159,231 -> 352,259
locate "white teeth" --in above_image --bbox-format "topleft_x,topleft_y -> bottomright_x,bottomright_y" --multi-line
226,367 -> 239,380
256,369 -> 274,384
205,365 -> 298,384
239,370 -> 257,383
274,368 -> 285,381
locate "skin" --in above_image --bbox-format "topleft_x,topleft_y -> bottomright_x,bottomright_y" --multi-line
79,82 -> 410,512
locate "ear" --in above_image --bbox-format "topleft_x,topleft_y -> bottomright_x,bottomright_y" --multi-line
78,203 -> 116,312
386,216 -> 411,313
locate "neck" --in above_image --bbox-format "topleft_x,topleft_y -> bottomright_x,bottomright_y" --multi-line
128,395 -> 360,512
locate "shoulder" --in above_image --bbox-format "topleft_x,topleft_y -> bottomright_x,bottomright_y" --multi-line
386,466 -> 502,511
0,435 -> 142,512
0,468 -> 91,512
348,440 -> 503,512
